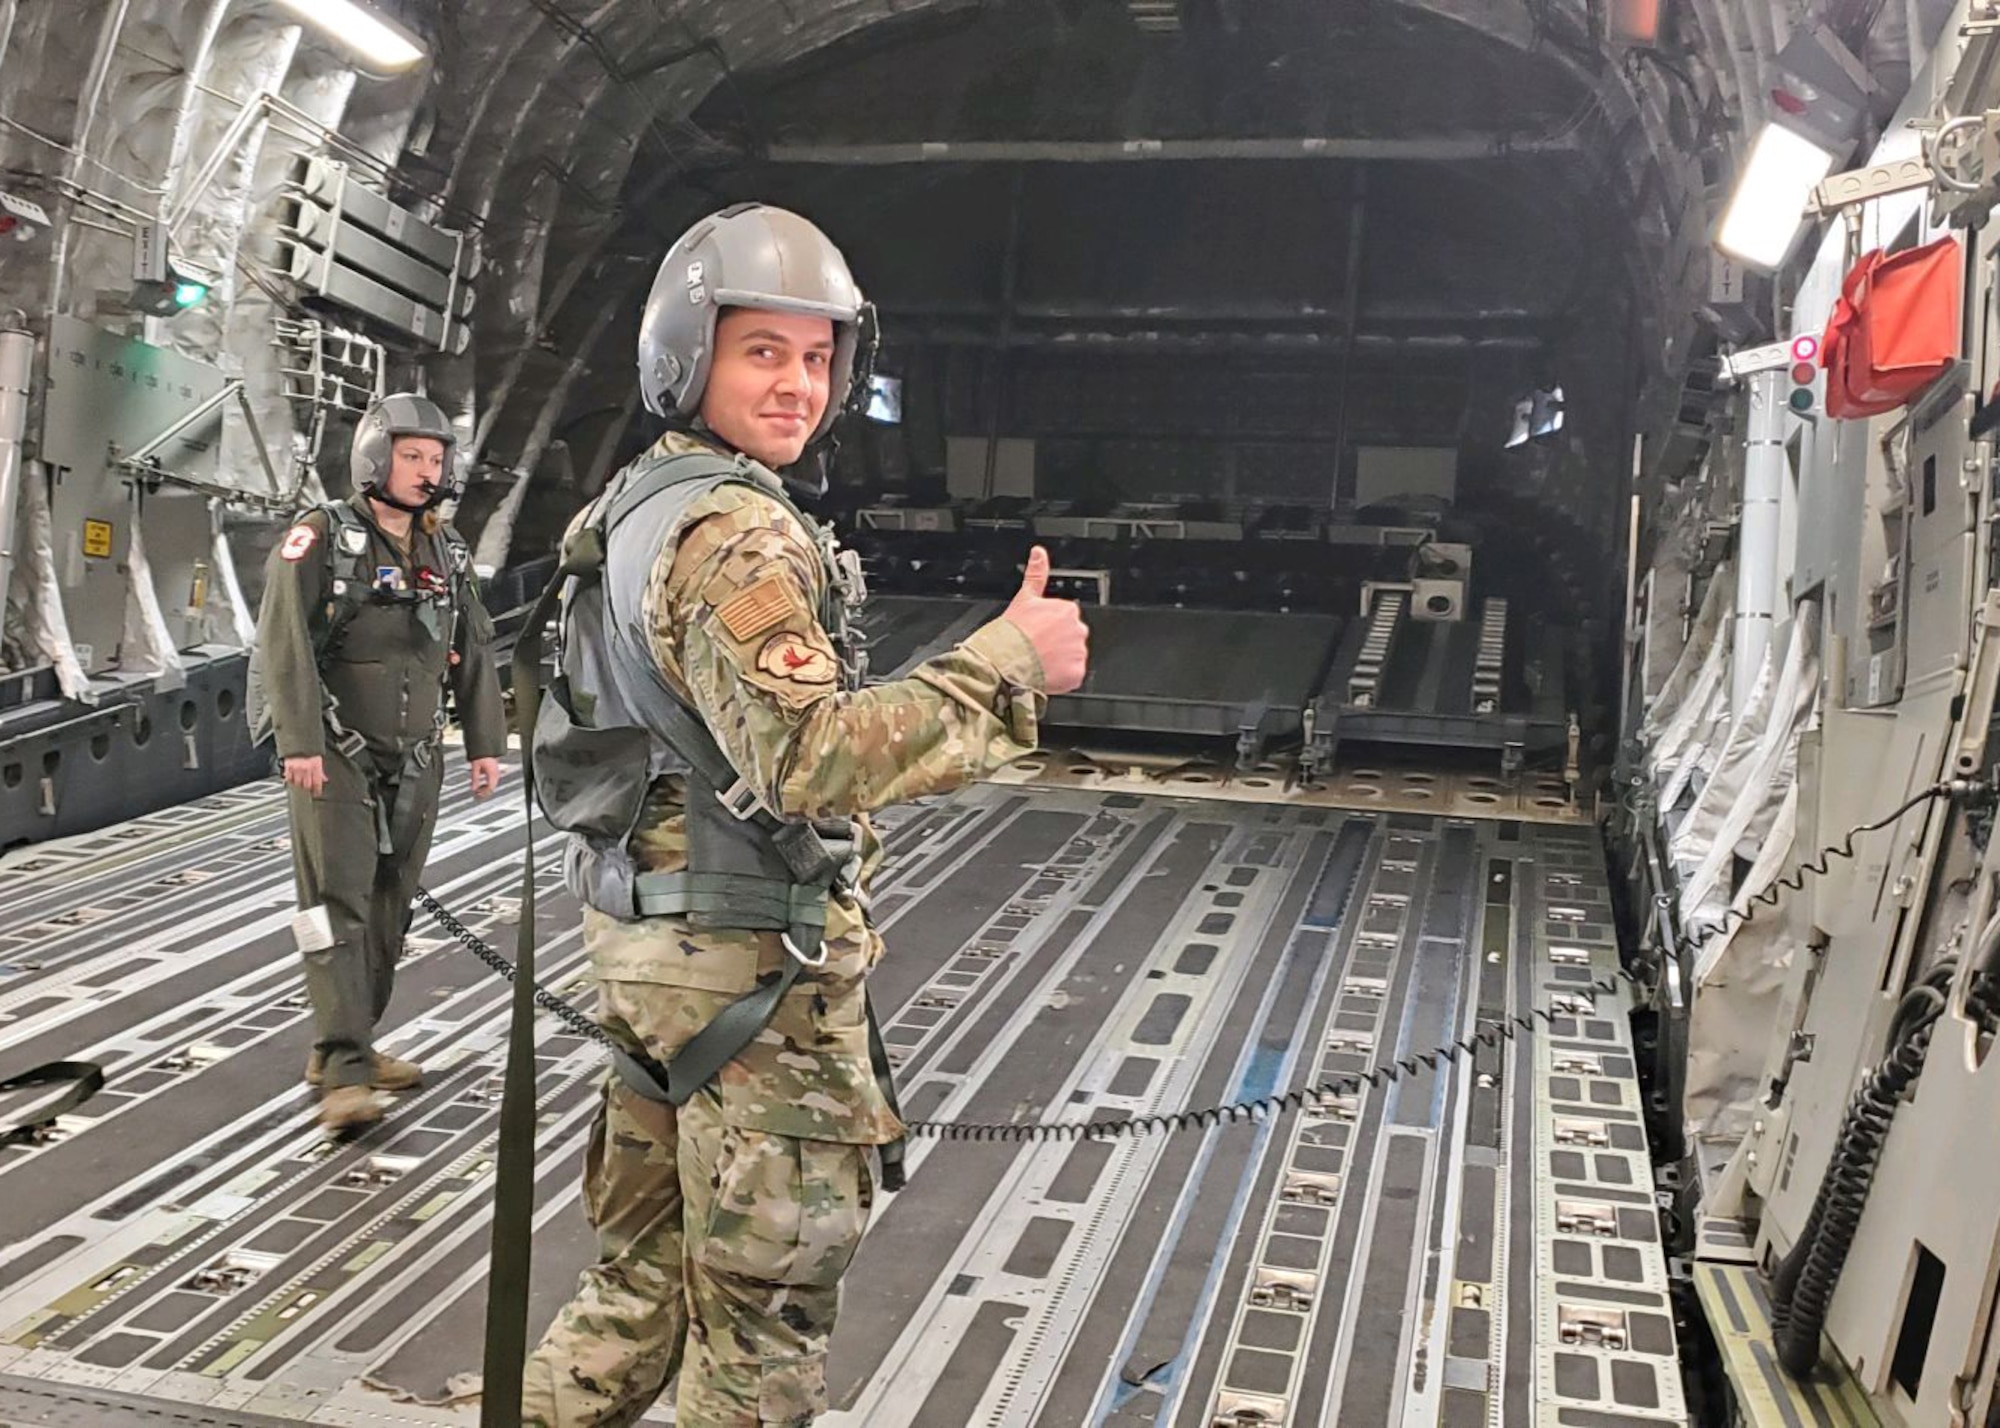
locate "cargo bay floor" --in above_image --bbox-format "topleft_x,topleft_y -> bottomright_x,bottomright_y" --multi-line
0,760 -> 1683,1427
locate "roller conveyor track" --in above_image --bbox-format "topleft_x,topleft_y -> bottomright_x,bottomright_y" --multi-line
0,764 -> 1676,1427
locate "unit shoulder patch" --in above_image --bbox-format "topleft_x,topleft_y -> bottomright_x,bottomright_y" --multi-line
755,632 -> 836,686
714,575 -> 796,643
279,525 -> 319,562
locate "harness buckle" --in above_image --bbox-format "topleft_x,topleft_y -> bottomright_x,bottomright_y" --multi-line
333,727 -> 367,759
717,778 -> 768,822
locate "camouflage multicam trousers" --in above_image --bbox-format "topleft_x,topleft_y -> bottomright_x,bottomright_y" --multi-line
521,979 -> 876,1427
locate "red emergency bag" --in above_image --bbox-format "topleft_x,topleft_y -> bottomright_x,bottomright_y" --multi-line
1820,236 -> 1961,418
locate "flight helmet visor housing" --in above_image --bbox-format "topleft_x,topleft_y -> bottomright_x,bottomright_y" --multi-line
638,203 -> 867,443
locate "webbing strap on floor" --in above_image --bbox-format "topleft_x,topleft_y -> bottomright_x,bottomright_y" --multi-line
0,1060 -> 105,1146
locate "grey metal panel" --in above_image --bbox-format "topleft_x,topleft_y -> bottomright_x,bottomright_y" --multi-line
1046,605 -> 1343,739
288,200 -> 454,309
40,318 -> 236,669
286,245 -> 466,354
295,157 -> 461,271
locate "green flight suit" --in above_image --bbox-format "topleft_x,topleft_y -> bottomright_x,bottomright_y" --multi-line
251,494 -> 507,1092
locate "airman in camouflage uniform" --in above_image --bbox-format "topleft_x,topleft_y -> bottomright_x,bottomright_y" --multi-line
521,206 -> 1089,1426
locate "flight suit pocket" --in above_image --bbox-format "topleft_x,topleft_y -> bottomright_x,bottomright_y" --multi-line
698,1125 -> 873,1290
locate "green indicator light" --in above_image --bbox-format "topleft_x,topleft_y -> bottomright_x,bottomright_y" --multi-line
1789,388 -> 1816,413
173,280 -> 209,309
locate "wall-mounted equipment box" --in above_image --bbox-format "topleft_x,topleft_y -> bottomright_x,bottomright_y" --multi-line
281,157 -> 476,355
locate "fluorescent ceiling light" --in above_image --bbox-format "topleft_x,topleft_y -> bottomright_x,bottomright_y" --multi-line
1716,122 -> 1836,271
271,0 -> 426,71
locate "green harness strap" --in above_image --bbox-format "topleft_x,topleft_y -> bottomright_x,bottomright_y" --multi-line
479,556 -> 577,1428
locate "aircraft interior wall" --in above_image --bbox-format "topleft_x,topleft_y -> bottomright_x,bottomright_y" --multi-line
9,2 -> 2000,1426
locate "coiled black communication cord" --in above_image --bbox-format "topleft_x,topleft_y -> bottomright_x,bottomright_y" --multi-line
1767,899 -> 2000,1378
1675,782 -> 1974,955
411,779 -> 1980,1149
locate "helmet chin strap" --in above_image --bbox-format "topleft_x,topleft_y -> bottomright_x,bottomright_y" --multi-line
365,480 -> 443,515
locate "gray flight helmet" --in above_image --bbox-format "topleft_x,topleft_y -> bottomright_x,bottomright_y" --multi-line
351,391 -> 458,503
637,203 -> 866,443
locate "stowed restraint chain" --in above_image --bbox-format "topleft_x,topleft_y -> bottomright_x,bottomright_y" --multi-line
407,778 -> 1992,1150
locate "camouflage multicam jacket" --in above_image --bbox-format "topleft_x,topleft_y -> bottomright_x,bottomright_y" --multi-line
585,431 -> 1047,1144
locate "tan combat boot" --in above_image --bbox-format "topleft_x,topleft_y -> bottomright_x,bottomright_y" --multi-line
305,1049 -> 425,1091
318,1084 -> 383,1133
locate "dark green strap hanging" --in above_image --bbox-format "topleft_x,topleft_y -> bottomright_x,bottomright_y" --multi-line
479,566 -> 571,1428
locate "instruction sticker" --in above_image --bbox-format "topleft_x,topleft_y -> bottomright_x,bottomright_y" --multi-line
82,519 -> 112,558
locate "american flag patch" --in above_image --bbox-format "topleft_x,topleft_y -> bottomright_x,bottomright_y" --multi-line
714,575 -> 794,642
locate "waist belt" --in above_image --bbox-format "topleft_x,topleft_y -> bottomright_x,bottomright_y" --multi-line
611,864 -> 905,1188
632,870 -> 835,929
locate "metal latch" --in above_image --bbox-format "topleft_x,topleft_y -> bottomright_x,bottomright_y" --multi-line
184,1251 -> 281,1295
1310,1093 -> 1360,1122
1280,1171 -> 1343,1206
1556,1198 -> 1618,1237
1249,1267 -> 1317,1312
340,1153 -> 420,1189
1554,1116 -> 1612,1147
1211,1389 -> 1289,1425
1557,1304 -> 1629,1350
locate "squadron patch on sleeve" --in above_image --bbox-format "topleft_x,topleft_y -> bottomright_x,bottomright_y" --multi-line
755,632 -> 836,686
714,574 -> 795,642
279,524 -> 318,562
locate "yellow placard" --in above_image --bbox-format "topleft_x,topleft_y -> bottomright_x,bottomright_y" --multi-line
82,519 -> 113,558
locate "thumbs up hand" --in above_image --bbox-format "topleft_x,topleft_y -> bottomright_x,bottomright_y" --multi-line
1001,545 -> 1089,694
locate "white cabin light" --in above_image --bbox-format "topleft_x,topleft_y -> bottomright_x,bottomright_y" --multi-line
1716,122 -> 1837,271
271,0 -> 426,72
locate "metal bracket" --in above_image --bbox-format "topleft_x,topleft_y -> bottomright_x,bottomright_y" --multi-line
108,379 -> 298,511
1810,154 -> 1935,217
1955,592 -> 2000,780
